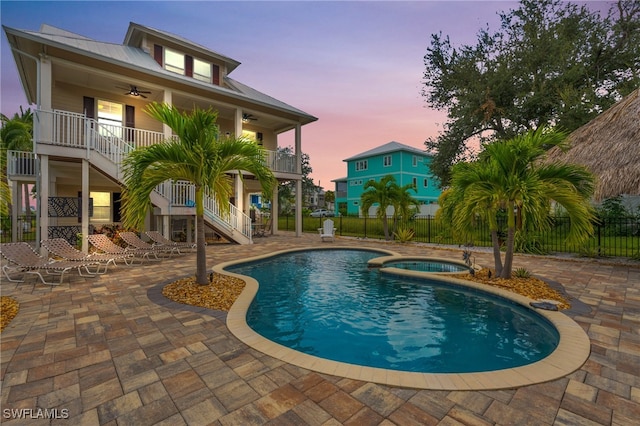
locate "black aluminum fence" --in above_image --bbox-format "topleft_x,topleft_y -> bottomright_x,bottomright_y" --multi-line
280,215 -> 640,259
3,214 -> 638,259
0,215 -> 37,243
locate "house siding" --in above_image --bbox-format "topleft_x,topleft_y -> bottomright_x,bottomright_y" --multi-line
336,143 -> 441,217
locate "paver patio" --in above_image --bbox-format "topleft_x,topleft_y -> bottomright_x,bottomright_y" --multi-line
1,232 -> 638,425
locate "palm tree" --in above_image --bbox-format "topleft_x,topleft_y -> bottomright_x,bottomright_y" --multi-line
393,183 -> 421,222
121,103 -> 276,284
360,175 -> 399,241
0,108 -> 33,218
440,127 -> 596,278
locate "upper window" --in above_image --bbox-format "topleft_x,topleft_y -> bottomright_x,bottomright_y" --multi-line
193,58 -> 211,83
412,156 -> 418,167
164,48 -> 185,74
355,160 -> 368,171
383,155 -> 392,167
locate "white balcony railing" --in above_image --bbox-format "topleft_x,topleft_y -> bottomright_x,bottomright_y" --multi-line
7,150 -> 36,176
34,109 -> 297,174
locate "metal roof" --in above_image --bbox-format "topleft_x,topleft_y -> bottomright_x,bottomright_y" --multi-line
343,141 -> 429,162
4,23 -> 316,123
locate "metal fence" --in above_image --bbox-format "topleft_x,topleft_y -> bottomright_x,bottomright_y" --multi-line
280,215 -> 640,259
3,214 -> 638,259
0,215 -> 37,243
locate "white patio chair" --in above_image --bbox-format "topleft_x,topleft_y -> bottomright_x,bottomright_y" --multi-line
318,219 -> 336,242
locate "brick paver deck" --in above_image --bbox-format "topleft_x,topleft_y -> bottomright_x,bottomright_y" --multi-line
1,232 -> 638,425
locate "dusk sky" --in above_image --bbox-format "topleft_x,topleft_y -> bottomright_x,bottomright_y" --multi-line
1,1 -> 613,189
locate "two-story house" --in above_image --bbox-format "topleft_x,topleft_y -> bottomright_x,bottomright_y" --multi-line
333,141 -> 441,217
3,22 -> 317,247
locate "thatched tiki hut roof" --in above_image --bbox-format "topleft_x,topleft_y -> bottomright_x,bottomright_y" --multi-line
546,87 -> 640,201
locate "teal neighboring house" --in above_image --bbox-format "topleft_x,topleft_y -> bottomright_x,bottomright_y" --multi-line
333,141 -> 442,217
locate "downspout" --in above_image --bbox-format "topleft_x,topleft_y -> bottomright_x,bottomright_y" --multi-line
10,47 -> 41,246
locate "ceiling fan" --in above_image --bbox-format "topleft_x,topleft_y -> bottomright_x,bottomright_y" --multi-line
118,85 -> 151,98
242,113 -> 258,122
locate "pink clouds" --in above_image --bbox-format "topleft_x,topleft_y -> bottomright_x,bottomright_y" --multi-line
0,1 -> 520,189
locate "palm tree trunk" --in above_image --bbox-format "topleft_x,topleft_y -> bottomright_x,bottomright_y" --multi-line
195,187 -> 208,285
501,227 -> 516,278
500,204 -> 517,279
490,230 -> 503,276
382,216 -> 390,240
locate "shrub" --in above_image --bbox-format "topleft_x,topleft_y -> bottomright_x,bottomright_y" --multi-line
393,227 -> 415,243
514,267 -> 531,278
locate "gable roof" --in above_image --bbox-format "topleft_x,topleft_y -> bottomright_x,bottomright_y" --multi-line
344,141 -> 428,162
123,22 -> 241,73
545,87 -> 640,201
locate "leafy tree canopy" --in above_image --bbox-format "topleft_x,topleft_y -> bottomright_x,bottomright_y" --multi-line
422,0 -> 640,185
277,146 -> 318,210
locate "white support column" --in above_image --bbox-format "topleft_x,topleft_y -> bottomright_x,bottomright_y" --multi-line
235,174 -> 244,215
39,54 -> 52,111
162,91 -> 173,238
40,155 -> 49,247
38,56 -> 53,151
230,109 -> 245,217
235,109 -> 243,138
186,217 -> 193,244
81,159 -> 90,253
163,215 -> 170,239
295,179 -> 302,237
295,124 -> 302,237
163,90 -> 173,137
271,185 -> 278,234
10,180 -> 19,242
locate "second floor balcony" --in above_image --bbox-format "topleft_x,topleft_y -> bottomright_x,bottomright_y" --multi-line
31,109 -> 299,175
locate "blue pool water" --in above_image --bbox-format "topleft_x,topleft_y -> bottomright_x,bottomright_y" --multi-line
381,259 -> 469,273
226,249 -> 559,373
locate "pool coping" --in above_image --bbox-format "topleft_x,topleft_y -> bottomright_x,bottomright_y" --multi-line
217,246 -> 591,390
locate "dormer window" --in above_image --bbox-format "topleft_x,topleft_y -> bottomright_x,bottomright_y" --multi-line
193,58 -> 211,83
154,44 -> 219,85
164,48 -> 185,74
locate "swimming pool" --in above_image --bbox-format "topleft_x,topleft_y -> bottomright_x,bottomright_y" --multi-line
226,249 -> 557,373
220,247 -> 591,390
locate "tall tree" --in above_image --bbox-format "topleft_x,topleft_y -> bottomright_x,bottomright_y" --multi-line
121,103 -> 275,284
361,175 -> 398,241
393,183 -> 421,222
0,107 -> 33,218
439,128 -> 596,278
423,0 -> 640,185
277,146 -> 317,210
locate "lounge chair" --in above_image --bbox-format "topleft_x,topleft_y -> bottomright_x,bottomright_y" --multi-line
41,238 -> 132,273
318,219 -> 336,242
118,232 -> 175,258
0,242 -> 99,285
145,231 -> 195,254
87,234 -> 153,264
